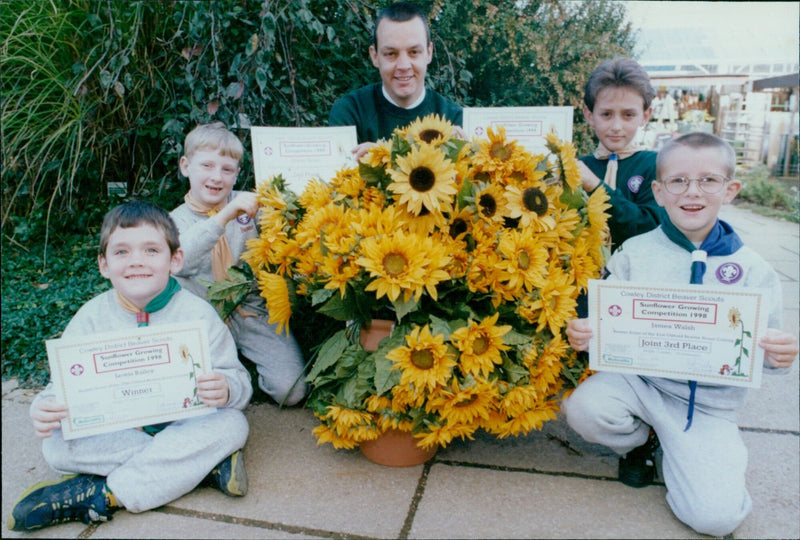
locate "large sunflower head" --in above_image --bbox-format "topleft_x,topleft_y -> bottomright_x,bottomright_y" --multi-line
504,184 -> 557,231
356,230 -> 428,302
386,324 -> 456,393
388,143 -> 458,216
474,182 -> 509,223
450,313 -> 511,378
404,114 -> 454,146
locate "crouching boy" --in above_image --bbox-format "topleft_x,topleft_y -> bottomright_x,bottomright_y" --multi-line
563,133 -> 798,537
8,201 -> 253,532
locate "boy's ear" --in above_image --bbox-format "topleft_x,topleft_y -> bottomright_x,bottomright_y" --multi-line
170,248 -> 185,275
722,179 -> 742,204
651,180 -> 667,208
641,106 -> 653,124
179,156 -> 190,178
98,254 -> 110,279
582,105 -> 593,126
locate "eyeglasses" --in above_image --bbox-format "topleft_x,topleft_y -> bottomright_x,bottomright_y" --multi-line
660,174 -> 729,195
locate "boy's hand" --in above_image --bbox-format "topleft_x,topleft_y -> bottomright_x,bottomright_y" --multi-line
213,192 -> 259,227
197,371 -> 230,407
760,329 -> 799,369
566,318 -> 594,352
31,397 -> 68,439
353,141 -> 377,160
577,161 -> 602,192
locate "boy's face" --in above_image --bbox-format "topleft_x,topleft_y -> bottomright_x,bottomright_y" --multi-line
369,16 -> 432,108
179,149 -> 240,208
653,146 -> 741,243
584,87 -> 652,153
99,224 -> 184,309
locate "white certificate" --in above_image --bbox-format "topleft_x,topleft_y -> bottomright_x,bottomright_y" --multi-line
462,106 -> 573,154
587,280 -> 768,388
46,321 -> 216,440
250,126 -> 358,194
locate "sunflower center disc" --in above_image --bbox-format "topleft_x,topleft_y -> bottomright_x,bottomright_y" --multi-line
382,253 -> 407,276
490,141 -> 512,161
410,166 -> 435,192
472,336 -> 490,355
479,193 -> 497,217
517,250 -> 530,270
411,349 -> 434,369
522,187 -> 548,215
419,129 -> 443,144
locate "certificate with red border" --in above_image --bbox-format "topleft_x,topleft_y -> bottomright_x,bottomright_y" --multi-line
251,126 -> 357,194
46,321 -> 215,440
587,280 -> 767,387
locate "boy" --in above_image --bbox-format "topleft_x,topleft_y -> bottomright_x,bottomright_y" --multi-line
8,201 -> 253,532
563,133 -> 798,536
578,56 -> 662,251
171,122 -> 307,405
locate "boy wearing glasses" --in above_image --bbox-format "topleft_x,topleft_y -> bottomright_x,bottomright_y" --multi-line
563,132 -> 798,537
171,122 -> 307,406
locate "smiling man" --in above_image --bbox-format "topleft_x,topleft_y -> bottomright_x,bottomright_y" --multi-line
328,2 -> 462,158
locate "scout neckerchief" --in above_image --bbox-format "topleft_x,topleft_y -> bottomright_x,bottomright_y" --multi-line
115,276 -> 182,435
184,192 -> 235,282
660,217 -> 743,430
593,141 -> 644,190
115,276 -> 182,327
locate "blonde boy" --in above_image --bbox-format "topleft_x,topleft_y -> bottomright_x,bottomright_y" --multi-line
170,122 -> 307,405
8,201 -> 252,532
564,133 -> 798,536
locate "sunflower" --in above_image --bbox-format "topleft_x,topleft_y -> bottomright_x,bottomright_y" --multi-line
298,178 -> 332,210
388,143 -> 458,215
447,207 -> 475,240
473,182 -> 509,223
414,421 -> 477,450
387,325 -> 456,393
450,313 -> 511,378
312,422 -> 358,450
558,140 -> 581,191
517,265 -> 577,335
404,114 -> 453,146
496,229 -> 549,293
256,182 -> 288,211
426,378 -> 497,426
356,231 -> 428,302
257,271 -> 292,335
499,384 -> 538,417
493,403 -> 558,438
330,166 -> 365,201
586,185 -> 611,232
504,184 -> 557,231
321,255 -> 361,297
568,235 -> 600,293
728,307 -> 742,328
395,201 -> 449,236
471,126 -> 526,176
360,138 -> 393,168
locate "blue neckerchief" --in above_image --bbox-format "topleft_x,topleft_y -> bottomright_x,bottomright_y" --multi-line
659,217 -> 743,430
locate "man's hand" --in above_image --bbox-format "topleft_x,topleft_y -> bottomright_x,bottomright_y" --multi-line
352,141 -> 377,161
197,372 -> 230,407
31,397 -> 68,439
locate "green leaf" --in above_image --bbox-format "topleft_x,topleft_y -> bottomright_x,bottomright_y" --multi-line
374,352 -> 401,395
311,287 -> 336,307
392,296 -> 419,321
742,347 -> 749,357
429,314 -> 453,340
306,329 -> 349,381
743,330 -> 752,337
503,329 -> 534,347
317,292 -> 357,321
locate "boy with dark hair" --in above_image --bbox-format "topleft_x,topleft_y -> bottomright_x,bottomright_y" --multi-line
564,133 -> 798,536
578,56 -> 661,250
171,122 -> 307,406
329,1 -> 462,157
8,201 -> 252,532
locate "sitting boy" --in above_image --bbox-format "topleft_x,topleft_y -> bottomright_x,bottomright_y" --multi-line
170,122 -> 307,405
8,201 -> 253,532
563,133 -> 798,537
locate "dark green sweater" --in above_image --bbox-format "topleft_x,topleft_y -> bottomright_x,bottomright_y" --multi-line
580,150 -> 662,251
328,83 -> 463,143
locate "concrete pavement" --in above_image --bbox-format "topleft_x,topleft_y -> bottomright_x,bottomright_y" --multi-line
2,204 -> 798,539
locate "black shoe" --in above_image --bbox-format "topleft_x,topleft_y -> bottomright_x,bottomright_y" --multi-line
619,432 -> 659,488
203,450 -> 247,497
8,474 -> 112,531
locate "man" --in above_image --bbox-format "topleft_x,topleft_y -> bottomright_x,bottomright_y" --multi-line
328,2 -> 463,158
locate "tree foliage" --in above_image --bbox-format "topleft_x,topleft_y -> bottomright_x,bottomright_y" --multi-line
2,0 -> 634,237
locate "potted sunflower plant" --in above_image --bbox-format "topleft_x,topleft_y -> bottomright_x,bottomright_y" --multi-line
237,115 -> 610,465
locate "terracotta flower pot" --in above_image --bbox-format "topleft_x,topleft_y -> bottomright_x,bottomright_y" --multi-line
360,428 -> 437,467
359,319 -> 394,351
358,319 -> 437,466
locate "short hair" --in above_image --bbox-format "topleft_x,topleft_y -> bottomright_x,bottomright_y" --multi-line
584,57 -> 655,111
98,200 -> 181,257
373,2 -> 429,47
656,132 -> 736,179
183,121 -> 244,161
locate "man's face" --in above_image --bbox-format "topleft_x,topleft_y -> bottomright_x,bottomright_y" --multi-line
369,16 -> 433,108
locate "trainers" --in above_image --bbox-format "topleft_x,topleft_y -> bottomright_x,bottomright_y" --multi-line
204,450 -> 247,497
8,474 -> 113,532
619,431 -> 660,488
